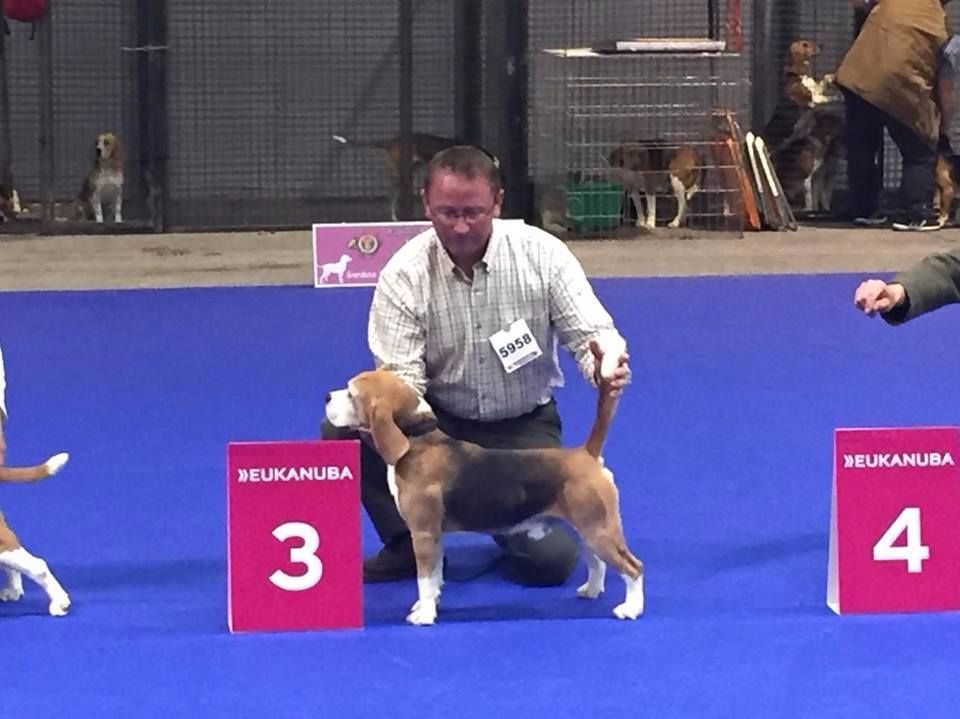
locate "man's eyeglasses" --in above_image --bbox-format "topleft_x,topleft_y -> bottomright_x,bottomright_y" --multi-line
431,206 -> 495,224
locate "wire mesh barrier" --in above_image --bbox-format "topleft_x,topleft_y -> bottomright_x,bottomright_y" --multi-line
1,0 -> 152,232
750,1 -> 854,222
751,1 -> 960,224
1,1 -> 954,235
528,0 -> 749,237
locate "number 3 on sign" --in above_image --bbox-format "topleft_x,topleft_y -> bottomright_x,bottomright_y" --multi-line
872,507 -> 930,574
269,521 -> 323,591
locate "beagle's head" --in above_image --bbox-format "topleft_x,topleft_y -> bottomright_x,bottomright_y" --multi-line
325,369 -> 438,465
96,132 -> 123,161
787,40 -> 819,67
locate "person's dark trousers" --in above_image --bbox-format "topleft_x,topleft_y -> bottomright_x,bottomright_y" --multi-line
885,114 -> 937,223
842,88 -> 885,219
321,398 -> 580,586
842,88 -> 937,222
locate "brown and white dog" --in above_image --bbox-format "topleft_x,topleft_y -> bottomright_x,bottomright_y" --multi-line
0,452 -> 71,616
782,40 -> 837,110
935,148 -> 960,226
332,133 -> 461,221
775,109 -> 846,212
75,132 -> 124,223
762,40 -> 840,154
325,366 -> 643,626
0,184 -> 21,222
607,140 -> 702,229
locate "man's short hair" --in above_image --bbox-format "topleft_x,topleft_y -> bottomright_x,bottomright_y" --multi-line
423,145 -> 503,195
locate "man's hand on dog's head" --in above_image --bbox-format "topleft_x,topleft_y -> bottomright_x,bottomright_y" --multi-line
589,339 -> 631,398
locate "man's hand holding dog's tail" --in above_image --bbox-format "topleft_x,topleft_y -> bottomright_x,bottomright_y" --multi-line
590,339 -> 631,398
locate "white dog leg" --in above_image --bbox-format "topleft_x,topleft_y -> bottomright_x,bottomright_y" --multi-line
803,176 -> 813,211
93,197 -> 104,223
629,192 -> 644,227
386,465 -> 400,510
576,550 -> 607,599
613,572 -> 644,620
668,175 -> 686,228
406,528 -> 443,626
407,559 -> 442,626
645,192 -> 657,228
0,567 -> 23,602
0,547 -> 70,616
114,195 -> 123,223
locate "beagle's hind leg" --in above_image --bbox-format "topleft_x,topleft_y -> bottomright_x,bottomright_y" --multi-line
576,548 -> 607,599
565,467 -> 644,619
0,519 -> 23,601
0,547 -> 70,616
0,567 -> 23,602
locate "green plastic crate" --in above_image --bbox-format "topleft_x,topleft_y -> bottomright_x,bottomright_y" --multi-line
566,181 -> 623,232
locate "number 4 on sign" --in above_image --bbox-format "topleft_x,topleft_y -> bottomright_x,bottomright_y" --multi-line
873,507 -> 930,574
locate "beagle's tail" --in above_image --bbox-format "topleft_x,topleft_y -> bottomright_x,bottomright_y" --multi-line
583,335 -> 627,459
583,392 -> 620,460
331,134 -> 389,150
0,452 -> 69,483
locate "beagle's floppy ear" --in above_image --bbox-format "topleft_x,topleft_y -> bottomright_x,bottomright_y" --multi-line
369,400 -> 411,465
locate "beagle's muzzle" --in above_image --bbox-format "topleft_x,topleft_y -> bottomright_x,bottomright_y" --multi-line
325,369 -> 643,626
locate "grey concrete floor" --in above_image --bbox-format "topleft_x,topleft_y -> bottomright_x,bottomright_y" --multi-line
1,225 -> 958,291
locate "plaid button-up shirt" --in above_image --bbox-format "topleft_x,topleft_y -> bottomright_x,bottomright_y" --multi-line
0,343 -> 6,420
368,220 -> 625,421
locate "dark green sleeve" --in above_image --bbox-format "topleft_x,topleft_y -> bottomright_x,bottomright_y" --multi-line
883,248 -> 960,325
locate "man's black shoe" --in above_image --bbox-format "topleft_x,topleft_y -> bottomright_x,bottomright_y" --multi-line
363,535 -> 417,582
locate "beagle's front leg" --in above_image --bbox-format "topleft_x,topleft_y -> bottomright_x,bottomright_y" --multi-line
407,528 -> 443,625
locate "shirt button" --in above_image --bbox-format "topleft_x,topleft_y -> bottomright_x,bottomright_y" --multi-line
479,357 -> 485,365
475,323 -> 482,330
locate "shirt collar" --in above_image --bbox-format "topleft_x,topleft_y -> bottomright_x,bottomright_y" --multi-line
434,219 -> 506,279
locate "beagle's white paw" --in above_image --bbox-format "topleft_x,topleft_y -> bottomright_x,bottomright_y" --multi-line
406,599 -> 437,626
45,453 -> 70,475
0,585 -> 24,602
48,593 -> 71,617
577,581 -> 603,599
613,601 -> 643,620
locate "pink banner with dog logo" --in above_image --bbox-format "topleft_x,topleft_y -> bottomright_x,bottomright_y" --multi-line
312,222 -> 430,288
828,427 -> 960,615
227,440 -> 362,632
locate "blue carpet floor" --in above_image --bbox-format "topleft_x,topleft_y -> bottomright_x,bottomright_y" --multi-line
0,275 -> 958,718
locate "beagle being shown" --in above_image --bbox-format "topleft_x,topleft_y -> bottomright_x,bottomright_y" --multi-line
607,140 -> 702,229
75,132 -> 124,223
0,453 -> 71,616
325,366 -> 643,626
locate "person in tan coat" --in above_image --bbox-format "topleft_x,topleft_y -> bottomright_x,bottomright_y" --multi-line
837,0 -> 957,230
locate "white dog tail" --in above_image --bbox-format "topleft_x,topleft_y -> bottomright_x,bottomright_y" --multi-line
331,134 -> 392,151
0,452 -> 69,483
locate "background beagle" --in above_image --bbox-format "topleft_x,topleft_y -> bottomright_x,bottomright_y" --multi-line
75,132 -> 124,223
935,148 -> 960,226
607,140 -> 703,229
325,368 -> 643,626
0,452 -> 71,616
331,132 -> 460,220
